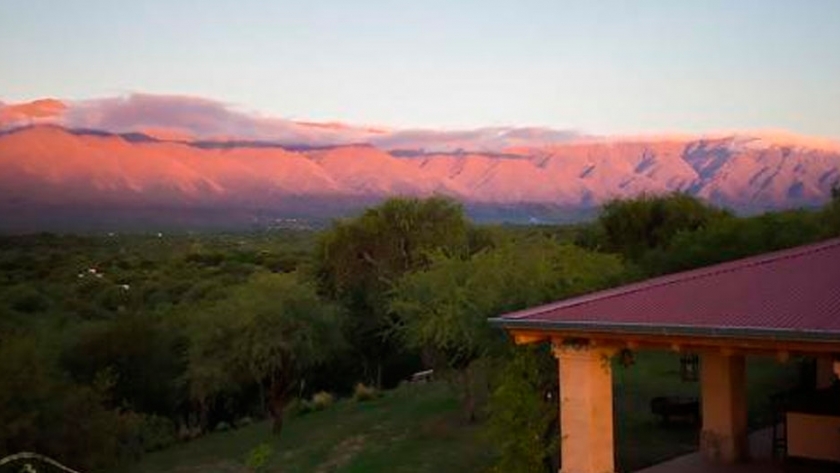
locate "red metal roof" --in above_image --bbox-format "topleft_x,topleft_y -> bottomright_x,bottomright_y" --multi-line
493,238 -> 840,342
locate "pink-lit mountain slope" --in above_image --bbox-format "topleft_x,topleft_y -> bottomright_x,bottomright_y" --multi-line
0,124 -> 838,230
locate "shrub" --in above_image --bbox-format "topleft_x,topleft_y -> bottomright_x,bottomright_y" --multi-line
487,346 -> 558,473
137,414 -> 177,451
286,398 -> 314,416
311,391 -> 334,411
244,442 -> 274,472
353,382 -> 378,402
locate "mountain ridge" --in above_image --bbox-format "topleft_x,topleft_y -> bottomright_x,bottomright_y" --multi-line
1,96 -> 839,230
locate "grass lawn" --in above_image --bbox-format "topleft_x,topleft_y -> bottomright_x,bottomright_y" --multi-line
119,352 -> 798,473
117,382 -> 495,473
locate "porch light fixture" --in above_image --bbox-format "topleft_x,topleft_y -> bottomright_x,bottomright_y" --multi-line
680,353 -> 699,382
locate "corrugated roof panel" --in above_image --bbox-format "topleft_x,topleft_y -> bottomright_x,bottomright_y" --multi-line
494,238 -> 840,338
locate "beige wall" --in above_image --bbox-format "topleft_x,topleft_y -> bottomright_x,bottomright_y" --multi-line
787,412 -> 840,462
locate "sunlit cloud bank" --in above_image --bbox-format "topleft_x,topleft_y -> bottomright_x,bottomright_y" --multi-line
63,94 -> 384,146
0,94 -> 586,151
1,94 -> 838,153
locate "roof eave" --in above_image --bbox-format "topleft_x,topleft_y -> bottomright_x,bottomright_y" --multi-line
488,317 -> 840,345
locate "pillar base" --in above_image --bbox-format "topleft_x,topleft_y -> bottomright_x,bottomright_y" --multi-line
700,353 -> 749,463
700,429 -> 750,463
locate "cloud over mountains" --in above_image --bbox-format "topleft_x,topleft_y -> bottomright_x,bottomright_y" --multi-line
1,94 -> 839,230
1,94 -> 589,151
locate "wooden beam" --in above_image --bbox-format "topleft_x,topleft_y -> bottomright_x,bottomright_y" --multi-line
503,328 -> 840,356
511,331 -> 549,345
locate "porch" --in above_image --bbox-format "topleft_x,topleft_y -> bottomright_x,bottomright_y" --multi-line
636,428 -> 836,473
491,238 -> 840,473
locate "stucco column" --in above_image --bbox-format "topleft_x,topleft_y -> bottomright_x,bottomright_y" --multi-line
700,352 -> 748,463
553,342 -> 615,473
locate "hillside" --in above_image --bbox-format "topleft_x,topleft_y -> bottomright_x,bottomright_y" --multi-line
1,96 -> 839,230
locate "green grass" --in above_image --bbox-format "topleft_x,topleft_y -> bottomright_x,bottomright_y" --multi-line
119,353 -> 798,473
117,382 -> 495,473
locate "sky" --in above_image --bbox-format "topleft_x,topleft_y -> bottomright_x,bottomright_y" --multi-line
1,0 -> 839,138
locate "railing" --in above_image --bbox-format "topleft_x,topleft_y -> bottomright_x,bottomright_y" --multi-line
0,453 -> 83,473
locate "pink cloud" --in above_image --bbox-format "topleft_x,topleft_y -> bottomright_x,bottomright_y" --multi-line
62,94 -> 380,145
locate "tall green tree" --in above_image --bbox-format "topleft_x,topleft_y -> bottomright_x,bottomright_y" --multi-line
315,196 -> 472,385
186,272 -> 343,434
391,237 -> 625,420
592,192 -> 729,261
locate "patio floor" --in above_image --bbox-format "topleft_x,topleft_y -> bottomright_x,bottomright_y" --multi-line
634,428 -> 838,473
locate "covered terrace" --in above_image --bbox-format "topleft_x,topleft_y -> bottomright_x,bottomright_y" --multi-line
491,238 -> 840,473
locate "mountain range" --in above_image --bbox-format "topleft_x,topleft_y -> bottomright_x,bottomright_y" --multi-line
1,95 -> 839,231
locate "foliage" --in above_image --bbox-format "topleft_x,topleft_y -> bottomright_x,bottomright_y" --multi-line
244,442 -> 274,472
353,382 -> 379,402
592,192 -> 730,260
823,184 -> 840,236
486,346 -> 557,473
1,195 -> 837,470
117,411 -> 178,453
0,335 -> 126,470
317,196 -> 471,303
185,272 -> 343,433
391,236 -> 625,420
62,314 -> 186,417
310,391 -> 335,411
392,237 -> 625,369
289,392 -> 337,415
643,208 -> 830,274
315,196 -> 473,387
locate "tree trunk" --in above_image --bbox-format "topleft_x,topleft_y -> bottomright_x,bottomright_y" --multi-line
268,381 -> 287,435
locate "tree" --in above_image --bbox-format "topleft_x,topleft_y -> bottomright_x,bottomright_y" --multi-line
391,237 -> 625,420
593,193 -> 729,261
0,334 -> 127,470
644,208 -> 826,274
62,314 -> 186,418
315,196 -> 472,386
823,184 -> 840,237
185,272 -> 343,434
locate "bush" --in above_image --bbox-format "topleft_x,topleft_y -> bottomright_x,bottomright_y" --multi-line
113,411 -> 178,458
487,346 -> 558,473
353,382 -> 378,402
311,391 -> 334,411
244,442 -> 274,472
137,414 -> 177,451
287,392 -> 335,416
286,398 -> 311,416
